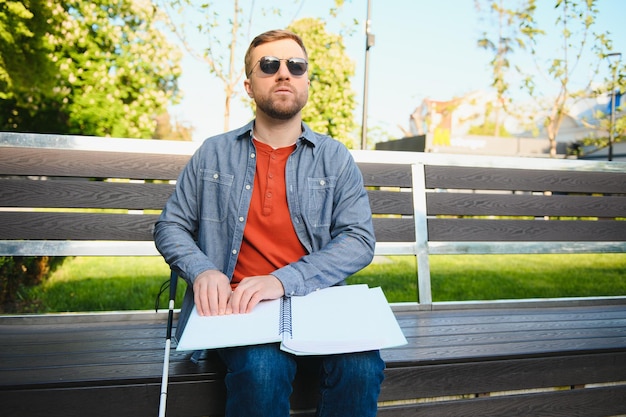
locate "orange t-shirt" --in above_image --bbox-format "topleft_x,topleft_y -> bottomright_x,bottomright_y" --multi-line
231,139 -> 307,288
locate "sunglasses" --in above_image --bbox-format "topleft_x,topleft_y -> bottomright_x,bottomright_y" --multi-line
249,56 -> 308,77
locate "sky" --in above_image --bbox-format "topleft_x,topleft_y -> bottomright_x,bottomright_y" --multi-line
168,0 -> 626,143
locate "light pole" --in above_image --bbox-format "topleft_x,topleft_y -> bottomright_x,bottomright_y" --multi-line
360,0 -> 374,150
607,52 -> 621,161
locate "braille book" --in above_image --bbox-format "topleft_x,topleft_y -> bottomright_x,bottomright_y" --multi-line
176,284 -> 407,355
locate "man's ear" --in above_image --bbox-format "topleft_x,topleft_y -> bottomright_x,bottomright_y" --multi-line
244,79 -> 254,98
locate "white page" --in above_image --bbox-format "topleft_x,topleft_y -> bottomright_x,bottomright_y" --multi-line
281,285 -> 407,355
176,298 -> 282,351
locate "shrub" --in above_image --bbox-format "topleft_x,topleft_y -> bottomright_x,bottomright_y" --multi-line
0,256 -> 66,313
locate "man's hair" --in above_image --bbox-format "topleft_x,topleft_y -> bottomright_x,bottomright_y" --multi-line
244,29 -> 308,78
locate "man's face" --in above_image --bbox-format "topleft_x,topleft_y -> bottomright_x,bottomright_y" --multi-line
244,39 -> 310,120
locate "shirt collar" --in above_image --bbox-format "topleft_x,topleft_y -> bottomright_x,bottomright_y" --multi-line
234,119 -> 318,148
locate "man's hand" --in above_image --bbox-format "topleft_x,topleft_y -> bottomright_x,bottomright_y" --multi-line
228,275 -> 285,314
193,269 -> 232,316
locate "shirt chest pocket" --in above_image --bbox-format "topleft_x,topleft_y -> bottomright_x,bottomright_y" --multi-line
307,177 -> 335,227
200,169 -> 234,222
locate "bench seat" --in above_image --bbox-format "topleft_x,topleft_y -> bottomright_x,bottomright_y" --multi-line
2,303 -> 626,417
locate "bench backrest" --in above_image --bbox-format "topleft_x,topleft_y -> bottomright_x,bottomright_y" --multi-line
2,132 -> 626,305
0,133 -> 196,256
357,150 -> 626,303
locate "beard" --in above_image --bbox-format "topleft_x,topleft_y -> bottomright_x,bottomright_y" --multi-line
255,86 -> 308,120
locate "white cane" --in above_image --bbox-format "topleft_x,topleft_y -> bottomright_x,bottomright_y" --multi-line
158,271 -> 179,417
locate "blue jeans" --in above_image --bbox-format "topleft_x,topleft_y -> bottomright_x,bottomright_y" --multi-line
218,344 -> 385,417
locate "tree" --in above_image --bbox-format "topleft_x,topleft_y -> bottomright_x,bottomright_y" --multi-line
585,53 -> 626,157
158,0 -> 251,133
154,112 -> 194,141
158,0 -> 354,140
0,0 -> 57,106
0,0 -> 183,138
289,18 -> 357,147
517,0 -> 611,157
475,0 -> 542,137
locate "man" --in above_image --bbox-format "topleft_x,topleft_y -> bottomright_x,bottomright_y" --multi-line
154,29 -> 384,417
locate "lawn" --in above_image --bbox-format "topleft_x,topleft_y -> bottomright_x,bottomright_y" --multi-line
18,253 -> 626,313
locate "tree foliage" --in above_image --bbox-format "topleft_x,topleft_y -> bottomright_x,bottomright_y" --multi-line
158,0 -> 356,145
289,17 -> 357,147
519,0 -> 610,157
158,0 -> 248,132
476,0 -> 621,157
475,0 -> 542,137
0,0 -> 57,104
0,0 -> 183,138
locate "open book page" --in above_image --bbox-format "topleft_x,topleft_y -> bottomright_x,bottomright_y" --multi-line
280,285 -> 408,356
176,297 -> 282,351
176,284 -> 407,355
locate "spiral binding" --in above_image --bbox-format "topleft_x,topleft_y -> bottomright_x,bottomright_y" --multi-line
279,296 -> 293,338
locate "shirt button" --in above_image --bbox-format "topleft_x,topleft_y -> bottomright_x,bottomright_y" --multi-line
319,180 -> 325,186
239,216 -> 244,222
213,173 -> 219,179
250,153 -> 256,158
245,184 -> 251,190
232,249 -> 237,255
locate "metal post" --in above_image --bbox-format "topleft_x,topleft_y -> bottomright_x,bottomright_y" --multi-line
360,0 -> 374,150
607,52 -> 622,162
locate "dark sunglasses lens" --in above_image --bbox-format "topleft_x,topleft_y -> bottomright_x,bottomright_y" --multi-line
287,59 -> 307,76
257,57 -> 307,76
259,58 -> 280,74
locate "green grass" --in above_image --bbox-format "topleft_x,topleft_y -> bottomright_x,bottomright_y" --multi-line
350,254 -> 626,303
17,253 -> 626,313
22,256 -> 184,313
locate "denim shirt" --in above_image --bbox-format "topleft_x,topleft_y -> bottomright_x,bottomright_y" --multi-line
153,121 -> 375,338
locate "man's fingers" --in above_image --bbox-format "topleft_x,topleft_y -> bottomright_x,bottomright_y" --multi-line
230,276 -> 278,314
244,292 -> 263,314
193,270 -> 231,316
207,281 -> 220,316
217,284 -> 231,315
193,280 -> 209,316
227,287 -> 245,314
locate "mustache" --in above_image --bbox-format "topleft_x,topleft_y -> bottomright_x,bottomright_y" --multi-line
272,82 -> 294,93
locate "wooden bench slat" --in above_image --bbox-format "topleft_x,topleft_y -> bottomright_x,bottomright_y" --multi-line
368,189 -> 414,215
360,163 -> 413,188
428,193 -> 626,218
0,178 -> 174,210
426,165 -> 626,194
380,353 -> 626,399
0,147 -> 187,180
428,218 -> 626,241
395,304 -> 626,324
0,212 -> 158,240
377,385 -> 626,417
373,218 -> 416,242
384,337 -> 626,364
0,381 -> 227,417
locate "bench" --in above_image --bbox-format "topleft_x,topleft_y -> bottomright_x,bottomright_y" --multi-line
1,131 -> 626,417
